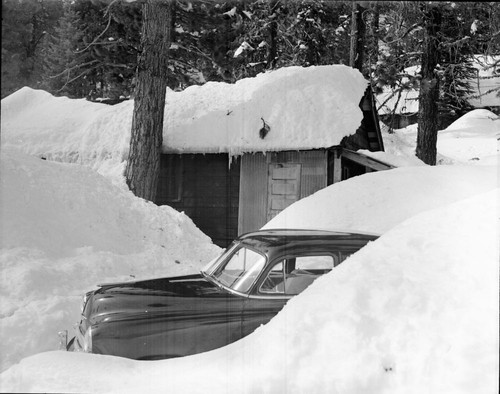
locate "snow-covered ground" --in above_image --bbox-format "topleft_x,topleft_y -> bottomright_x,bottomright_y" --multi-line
0,65 -> 499,393
0,148 -> 221,374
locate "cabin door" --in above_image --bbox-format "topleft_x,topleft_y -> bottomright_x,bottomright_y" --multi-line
267,163 -> 301,221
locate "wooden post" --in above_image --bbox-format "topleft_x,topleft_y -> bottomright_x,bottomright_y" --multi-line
332,148 -> 343,184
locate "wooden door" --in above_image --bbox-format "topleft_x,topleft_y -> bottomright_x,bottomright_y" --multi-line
267,164 -> 301,221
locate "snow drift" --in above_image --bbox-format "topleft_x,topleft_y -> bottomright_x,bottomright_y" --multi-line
0,148 -> 221,372
0,145 -> 498,384
1,61 -> 499,393
1,186 -> 497,394
263,164 -> 498,233
375,109 -> 499,166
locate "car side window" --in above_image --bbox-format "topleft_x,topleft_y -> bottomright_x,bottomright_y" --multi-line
260,255 -> 336,295
260,261 -> 285,294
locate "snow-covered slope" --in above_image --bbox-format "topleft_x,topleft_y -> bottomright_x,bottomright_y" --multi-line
0,148 -> 221,372
263,165 -> 497,233
1,185 -> 497,394
375,109 -> 499,166
437,109 -> 500,165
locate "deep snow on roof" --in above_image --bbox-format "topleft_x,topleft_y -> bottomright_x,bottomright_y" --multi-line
1,65 -> 368,166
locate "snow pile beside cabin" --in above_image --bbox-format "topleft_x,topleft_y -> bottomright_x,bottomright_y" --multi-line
1,65 -> 367,182
437,109 -> 500,165
373,109 -> 499,167
0,148 -> 221,373
0,89 -> 133,184
0,145 -> 497,377
1,179 -> 498,393
263,164 -> 498,233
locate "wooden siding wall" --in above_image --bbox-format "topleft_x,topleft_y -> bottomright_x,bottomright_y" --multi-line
157,154 -> 240,248
238,150 -> 327,235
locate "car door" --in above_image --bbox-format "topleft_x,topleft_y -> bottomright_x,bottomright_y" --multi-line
241,296 -> 288,338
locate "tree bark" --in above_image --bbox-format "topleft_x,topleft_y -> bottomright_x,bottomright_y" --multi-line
416,4 -> 441,165
125,0 -> 172,201
266,0 -> 278,69
349,1 -> 367,74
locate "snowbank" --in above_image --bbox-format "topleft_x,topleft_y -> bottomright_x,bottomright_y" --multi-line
380,109 -> 499,165
0,88 -> 133,183
437,109 -> 500,165
1,188 -> 497,394
0,144 -> 497,380
263,164 -> 498,234
1,65 -> 367,180
0,148 -> 221,372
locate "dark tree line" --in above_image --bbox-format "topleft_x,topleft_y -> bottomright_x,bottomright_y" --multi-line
2,0 -> 499,195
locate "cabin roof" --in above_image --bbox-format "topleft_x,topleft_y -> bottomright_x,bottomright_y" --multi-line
163,65 -> 368,155
1,65 -> 371,167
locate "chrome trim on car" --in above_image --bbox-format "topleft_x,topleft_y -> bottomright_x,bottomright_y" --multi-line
247,294 -> 292,300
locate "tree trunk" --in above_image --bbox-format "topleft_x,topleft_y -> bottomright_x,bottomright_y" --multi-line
416,4 -> 441,165
266,0 -> 278,69
125,0 -> 172,201
349,1 -> 367,74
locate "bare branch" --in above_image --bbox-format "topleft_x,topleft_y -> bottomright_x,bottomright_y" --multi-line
48,60 -> 100,79
74,12 -> 113,54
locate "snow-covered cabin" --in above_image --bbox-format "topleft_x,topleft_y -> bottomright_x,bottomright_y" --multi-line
377,56 -> 500,130
156,66 -> 389,246
0,65 -> 390,248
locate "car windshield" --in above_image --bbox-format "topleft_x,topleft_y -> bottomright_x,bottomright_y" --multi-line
203,245 -> 266,294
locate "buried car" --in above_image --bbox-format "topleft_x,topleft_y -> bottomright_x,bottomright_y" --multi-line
71,229 -> 377,360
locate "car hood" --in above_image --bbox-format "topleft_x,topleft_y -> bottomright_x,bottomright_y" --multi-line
85,274 -> 240,325
96,273 -> 223,296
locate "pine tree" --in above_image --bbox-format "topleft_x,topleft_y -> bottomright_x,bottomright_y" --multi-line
125,0 -> 172,201
1,0 -> 63,98
416,3 -> 441,165
41,2 -> 86,97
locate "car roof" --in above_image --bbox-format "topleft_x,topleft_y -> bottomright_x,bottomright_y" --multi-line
238,228 -> 379,249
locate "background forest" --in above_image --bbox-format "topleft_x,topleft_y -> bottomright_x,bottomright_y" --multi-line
2,0 -> 499,120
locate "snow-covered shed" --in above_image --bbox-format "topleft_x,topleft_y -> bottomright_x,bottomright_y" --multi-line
0,65 -> 390,248
157,65 -> 389,246
376,56 -> 500,129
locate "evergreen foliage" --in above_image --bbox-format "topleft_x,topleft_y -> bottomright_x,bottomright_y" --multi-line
1,0 -> 63,98
371,1 -> 498,128
41,2 -> 86,97
2,0 -> 498,112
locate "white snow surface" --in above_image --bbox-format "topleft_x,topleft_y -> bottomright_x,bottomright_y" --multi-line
1,66 -> 499,393
0,148 -> 221,373
262,165 -> 497,233
373,109 -> 499,166
1,65 -> 367,182
0,165 -> 498,393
